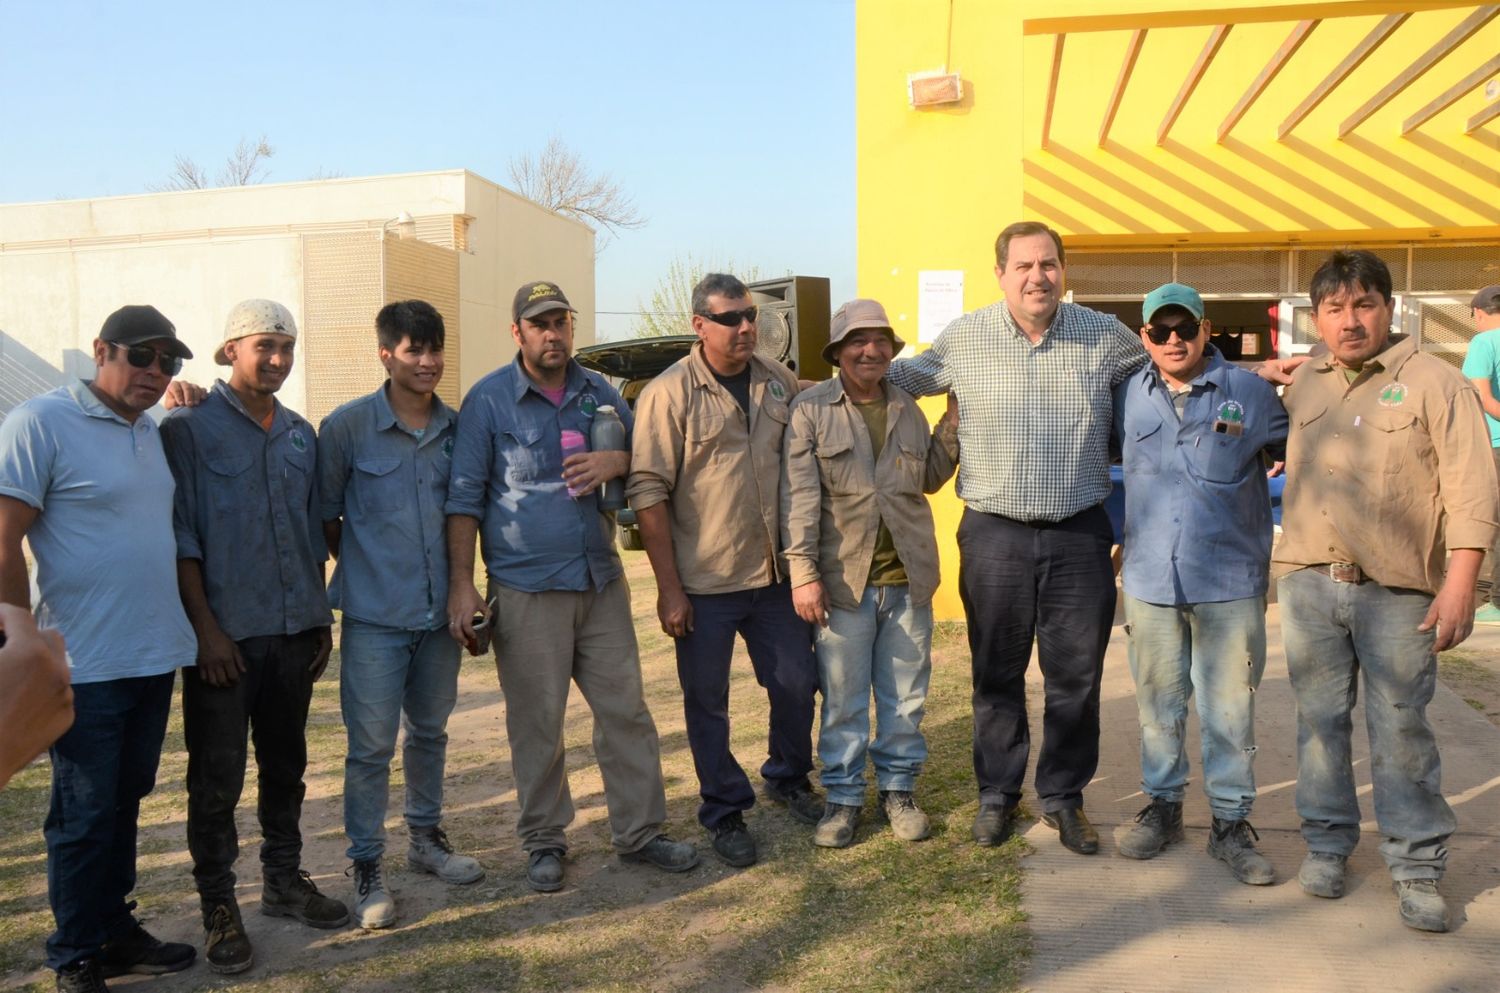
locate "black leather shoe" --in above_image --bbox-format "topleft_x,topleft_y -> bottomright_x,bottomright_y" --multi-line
972,802 -> 1017,846
1041,807 -> 1099,855
761,781 -> 824,825
709,812 -> 758,867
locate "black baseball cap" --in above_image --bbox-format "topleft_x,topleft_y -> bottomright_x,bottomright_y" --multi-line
99,305 -> 194,359
1472,286 -> 1500,313
512,281 -> 577,323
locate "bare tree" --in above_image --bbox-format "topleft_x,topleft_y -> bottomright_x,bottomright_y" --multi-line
508,136 -> 644,248
148,135 -> 275,192
632,255 -> 762,338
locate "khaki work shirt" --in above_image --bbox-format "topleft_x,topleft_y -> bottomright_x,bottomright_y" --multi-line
1273,335 -> 1500,594
781,378 -> 957,609
626,343 -> 800,595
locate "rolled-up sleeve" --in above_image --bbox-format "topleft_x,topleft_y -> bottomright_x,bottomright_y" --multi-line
780,400 -> 823,589
445,396 -> 494,520
159,416 -> 203,561
1436,386 -> 1500,552
625,383 -> 682,513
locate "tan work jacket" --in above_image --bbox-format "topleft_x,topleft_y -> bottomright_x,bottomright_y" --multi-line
626,343 -> 800,595
781,377 -> 957,609
1273,334 -> 1499,594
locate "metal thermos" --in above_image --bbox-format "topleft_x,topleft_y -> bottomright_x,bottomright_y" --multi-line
591,405 -> 627,511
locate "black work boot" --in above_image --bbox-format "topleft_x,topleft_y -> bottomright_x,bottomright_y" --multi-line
202,901 -> 253,975
261,870 -> 350,929
1117,798 -> 1184,860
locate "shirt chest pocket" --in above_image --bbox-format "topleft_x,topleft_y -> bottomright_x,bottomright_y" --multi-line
354,456 -> 404,513
686,410 -> 728,460
1192,434 -> 1251,484
1288,406 -> 1328,465
816,435 -> 863,496
501,426 -> 548,482
204,454 -> 256,517
1359,411 -> 1421,475
1127,421 -> 1165,476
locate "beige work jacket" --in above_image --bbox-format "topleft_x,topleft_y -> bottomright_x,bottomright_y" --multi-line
781,377 -> 957,609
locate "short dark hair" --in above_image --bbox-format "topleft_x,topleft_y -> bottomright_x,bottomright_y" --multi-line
995,221 -> 1066,270
1309,250 -> 1393,309
691,273 -> 750,316
375,299 -> 445,351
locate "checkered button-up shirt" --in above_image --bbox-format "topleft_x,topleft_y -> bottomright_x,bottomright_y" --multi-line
886,300 -> 1147,522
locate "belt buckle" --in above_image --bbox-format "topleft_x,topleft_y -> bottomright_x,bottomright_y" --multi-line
1329,562 -> 1361,584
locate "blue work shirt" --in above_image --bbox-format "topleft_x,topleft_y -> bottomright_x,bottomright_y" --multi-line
1113,348 -> 1289,606
161,380 -> 333,640
319,384 -> 455,630
445,357 -> 631,593
0,382 -> 197,684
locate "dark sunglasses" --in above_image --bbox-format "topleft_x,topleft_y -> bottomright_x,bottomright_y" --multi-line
696,305 -> 759,328
120,343 -> 183,376
1144,321 -> 1201,345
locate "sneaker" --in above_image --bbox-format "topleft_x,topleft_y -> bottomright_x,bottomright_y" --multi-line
1474,603 -> 1500,625
879,790 -> 931,842
1394,879 -> 1450,932
1117,799 -> 1184,860
349,858 -> 396,929
761,780 -> 824,825
813,803 -> 862,848
261,870 -> 350,929
972,802 -> 1017,846
202,902 -> 253,975
98,919 -> 195,977
620,834 -> 700,872
1208,818 -> 1275,885
1041,807 -> 1100,855
709,812 -> 758,867
1298,851 -> 1349,899
55,959 -> 109,993
526,848 -> 565,893
408,826 -> 485,885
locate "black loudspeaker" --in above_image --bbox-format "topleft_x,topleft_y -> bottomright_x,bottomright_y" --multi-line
747,275 -> 831,381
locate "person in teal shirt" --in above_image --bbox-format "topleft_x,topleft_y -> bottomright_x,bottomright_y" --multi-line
1459,285 -> 1500,622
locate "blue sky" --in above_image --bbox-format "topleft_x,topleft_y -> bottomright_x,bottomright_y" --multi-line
0,0 -> 855,339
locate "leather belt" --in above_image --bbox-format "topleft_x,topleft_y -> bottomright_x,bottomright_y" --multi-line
1309,562 -> 1367,584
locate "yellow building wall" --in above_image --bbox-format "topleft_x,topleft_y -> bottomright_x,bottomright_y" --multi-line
856,0 -> 1500,619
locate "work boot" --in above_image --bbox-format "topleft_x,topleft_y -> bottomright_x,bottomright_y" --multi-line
261,870 -> 350,929
98,918 -> 195,977
619,834 -> 700,873
526,848 -> 565,892
709,812 -> 758,867
349,858 -> 396,929
1297,851 -> 1348,899
813,803 -> 862,848
55,959 -> 109,993
1041,807 -> 1100,855
1117,798 -> 1184,860
202,902 -> 253,975
1208,818 -> 1275,885
880,790 -> 931,842
972,802 -> 1016,846
761,780 -> 824,825
408,826 -> 485,884
1394,879 -> 1450,933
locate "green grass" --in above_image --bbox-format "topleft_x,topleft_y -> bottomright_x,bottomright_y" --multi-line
0,552 -> 1028,991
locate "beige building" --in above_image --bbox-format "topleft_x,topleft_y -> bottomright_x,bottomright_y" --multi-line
0,169 -> 595,422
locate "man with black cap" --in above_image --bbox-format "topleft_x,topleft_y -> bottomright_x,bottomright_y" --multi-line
161,299 -> 345,975
1113,283 -> 1286,884
1460,284 -> 1500,623
0,305 -> 199,991
446,281 -> 696,893
782,298 -> 957,848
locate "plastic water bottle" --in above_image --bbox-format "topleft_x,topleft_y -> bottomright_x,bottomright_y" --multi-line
561,429 -> 588,498
590,405 -> 627,511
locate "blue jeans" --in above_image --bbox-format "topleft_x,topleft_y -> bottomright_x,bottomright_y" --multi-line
1278,569 -> 1456,880
816,585 -> 932,806
341,620 -> 462,862
675,581 -> 817,828
44,672 -> 175,971
1123,594 -> 1266,821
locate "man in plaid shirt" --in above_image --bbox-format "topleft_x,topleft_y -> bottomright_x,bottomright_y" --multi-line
886,221 -> 1146,855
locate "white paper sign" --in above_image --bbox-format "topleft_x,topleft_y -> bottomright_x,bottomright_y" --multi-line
918,270 -> 964,344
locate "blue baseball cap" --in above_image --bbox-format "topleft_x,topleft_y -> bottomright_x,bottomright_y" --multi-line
1142,283 -> 1204,325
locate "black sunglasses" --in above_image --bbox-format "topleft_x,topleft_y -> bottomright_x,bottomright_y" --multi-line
1144,321 -> 1201,345
696,305 -> 759,328
120,343 -> 183,376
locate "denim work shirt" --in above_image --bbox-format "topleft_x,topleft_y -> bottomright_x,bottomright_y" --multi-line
320,384 -> 455,630
161,381 -> 333,640
1113,348 -> 1289,605
446,357 -> 631,593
